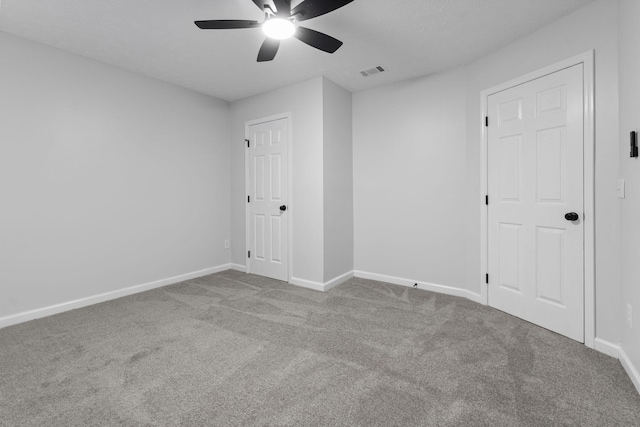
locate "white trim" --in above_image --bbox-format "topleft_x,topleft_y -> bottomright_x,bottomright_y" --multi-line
289,277 -> 325,292
288,271 -> 353,292
480,96 -> 489,305
353,271 -> 483,304
323,271 -> 354,291
228,263 -> 247,272
480,51 -> 596,348
592,339 -> 640,395
0,264 -> 234,329
619,346 -> 640,395
594,338 -> 620,358
244,113 -> 293,282
582,52 -> 596,349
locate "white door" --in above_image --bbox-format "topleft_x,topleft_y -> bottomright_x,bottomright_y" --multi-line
487,64 -> 584,342
247,117 -> 289,281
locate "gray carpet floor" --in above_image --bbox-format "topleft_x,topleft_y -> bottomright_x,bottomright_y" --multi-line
0,270 -> 639,426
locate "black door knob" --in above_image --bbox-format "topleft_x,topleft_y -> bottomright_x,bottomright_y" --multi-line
565,212 -> 579,221
280,205 -> 287,212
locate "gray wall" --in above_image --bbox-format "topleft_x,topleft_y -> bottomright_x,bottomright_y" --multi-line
323,78 -> 354,282
0,32 -> 231,320
617,0 -> 640,384
353,67 -> 467,289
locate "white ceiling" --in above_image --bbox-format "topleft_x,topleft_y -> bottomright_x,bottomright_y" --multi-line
0,0 -> 596,102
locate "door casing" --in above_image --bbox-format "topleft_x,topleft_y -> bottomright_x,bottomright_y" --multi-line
245,113 -> 293,282
480,51 -> 595,349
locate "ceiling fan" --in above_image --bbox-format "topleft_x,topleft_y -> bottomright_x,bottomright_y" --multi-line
195,0 -> 354,62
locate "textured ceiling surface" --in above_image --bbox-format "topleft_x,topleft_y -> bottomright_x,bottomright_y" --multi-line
0,0 -> 596,101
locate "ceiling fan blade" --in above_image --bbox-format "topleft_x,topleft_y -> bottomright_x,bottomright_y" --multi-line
257,38 -> 280,62
195,20 -> 260,29
291,0 -> 354,22
251,0 -> 276,12
294,27 -> 343,53
272,0 -> 292,16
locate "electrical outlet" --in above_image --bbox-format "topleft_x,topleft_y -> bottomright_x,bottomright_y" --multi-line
628,304 -> 633,328
224,240 -> 230,249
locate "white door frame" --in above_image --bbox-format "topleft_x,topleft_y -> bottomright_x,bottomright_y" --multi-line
480,51 -> 595,348
245,112 -> 293,282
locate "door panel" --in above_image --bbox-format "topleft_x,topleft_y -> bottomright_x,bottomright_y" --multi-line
271,154 -> 282,200
535,226 -> 564,305
270,216 -> 282,262
254,214 -> 265,260
247,118 -> 289,281
498,135 -> 522,201
498,222 -> 523,293
536,127 -> 565,203
254,155 -> 265,200
488,64 -> 584,342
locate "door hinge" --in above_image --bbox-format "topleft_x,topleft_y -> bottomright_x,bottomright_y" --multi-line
248,251 -> 251,258
486,273 -> 489,284
485,116 -> 489,127
245,139 -> 250,148
248,195 -> 250,203
485,195 -> 489,205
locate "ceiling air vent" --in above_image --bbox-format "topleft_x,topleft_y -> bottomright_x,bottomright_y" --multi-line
360,66 -> 386,77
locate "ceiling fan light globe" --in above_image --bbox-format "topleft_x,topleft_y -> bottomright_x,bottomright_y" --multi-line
262,18 -> 295,40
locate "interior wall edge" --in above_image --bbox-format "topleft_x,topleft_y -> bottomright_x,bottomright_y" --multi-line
229,76 -> 325,284
323,270 -> 354,292
288,270 -> 353,293
619,345 -> 640,395
228,263 -> 247,273
594,337 -> 622,358
595,336 -> 640,395
0,264 -> 236,330
288,277 -> 327,292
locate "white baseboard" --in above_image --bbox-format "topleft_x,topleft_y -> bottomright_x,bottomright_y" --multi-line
353,270 -> 483,304
619,346 -> 640,395
594,338 -> 620,358
323,271 -> 354,291
0,264 -> 234,330
592,338 -> 640,395
228,263 -> 247,272
289,271 -> 354,292
289,277 -> 325,292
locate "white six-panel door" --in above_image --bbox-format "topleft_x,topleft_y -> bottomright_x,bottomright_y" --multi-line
487,64 -> 584,342
247,118 -> 289,282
